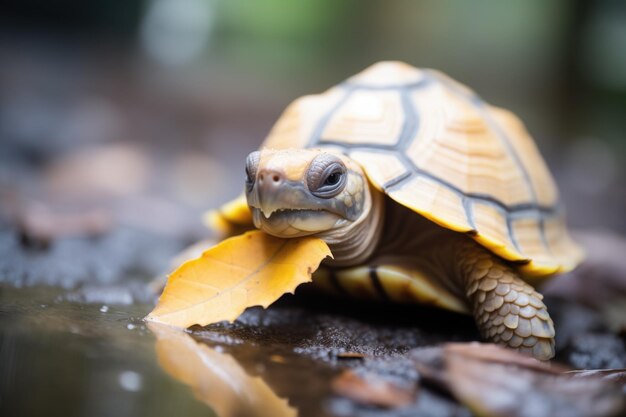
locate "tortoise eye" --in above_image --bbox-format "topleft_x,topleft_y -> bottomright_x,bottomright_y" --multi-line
324,172 -> 342,186
245,151 -> 260,191
307,155 -> 347,198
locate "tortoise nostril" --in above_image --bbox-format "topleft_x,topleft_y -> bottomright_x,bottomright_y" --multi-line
258,170 -> 283,186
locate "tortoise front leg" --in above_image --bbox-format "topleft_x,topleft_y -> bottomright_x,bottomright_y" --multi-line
455,243 -> 556,360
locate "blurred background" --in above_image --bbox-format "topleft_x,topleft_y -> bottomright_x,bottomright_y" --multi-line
1,2 -> 626,417
1,0 -> 625,246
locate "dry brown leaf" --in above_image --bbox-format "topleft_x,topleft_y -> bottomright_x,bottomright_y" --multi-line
443,343 -> 624,417
148,322 -> 297,417
146,230 -> 331,328
566,369 -> 626,386
445,342 -> 568,374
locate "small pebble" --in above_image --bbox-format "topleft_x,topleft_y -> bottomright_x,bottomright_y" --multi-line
100,305 -> 109,313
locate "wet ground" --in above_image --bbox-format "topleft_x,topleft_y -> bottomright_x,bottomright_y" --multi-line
1,220 -> 625,417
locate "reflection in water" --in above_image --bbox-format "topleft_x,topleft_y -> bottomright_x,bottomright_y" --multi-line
148,323 -> 298,417
0,286 -> 213,417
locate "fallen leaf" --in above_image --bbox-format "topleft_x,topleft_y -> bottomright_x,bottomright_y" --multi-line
566,369 -> 626,387
146,230 -> 331,328
445,343 -> 568,374
442,343 -> 624,417
409,346 -> 451,395
148,322 -> 297,417
331,369 -> 416,408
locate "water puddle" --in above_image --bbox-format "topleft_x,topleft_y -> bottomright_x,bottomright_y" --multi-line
0,284 -> 476,417
0,286 -> 214,417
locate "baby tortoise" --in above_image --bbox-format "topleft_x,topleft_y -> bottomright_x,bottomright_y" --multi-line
208,62 -> 583,360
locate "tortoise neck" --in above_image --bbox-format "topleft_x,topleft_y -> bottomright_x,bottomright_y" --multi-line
320,186 -> 384,267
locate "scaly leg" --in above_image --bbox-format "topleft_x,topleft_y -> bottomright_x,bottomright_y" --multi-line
455,241 -> 556,360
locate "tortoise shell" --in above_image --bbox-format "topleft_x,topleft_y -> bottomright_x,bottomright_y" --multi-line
261,61 -> 583,280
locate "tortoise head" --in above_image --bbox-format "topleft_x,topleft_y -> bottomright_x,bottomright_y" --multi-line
244,148 -> 375,243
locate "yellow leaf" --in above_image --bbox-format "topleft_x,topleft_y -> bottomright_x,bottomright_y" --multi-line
146,230 -> 331,328
148,322 -> 297,417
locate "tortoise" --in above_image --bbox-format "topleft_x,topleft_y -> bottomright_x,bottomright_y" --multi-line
207,61 -> 583,360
